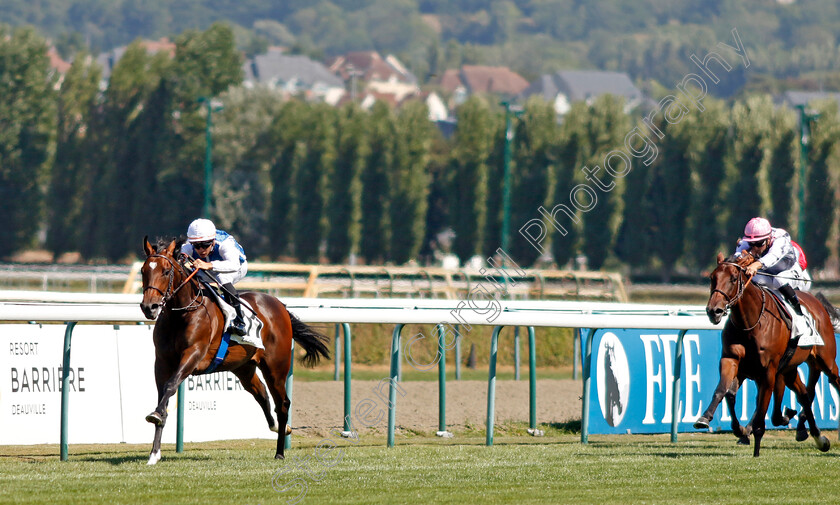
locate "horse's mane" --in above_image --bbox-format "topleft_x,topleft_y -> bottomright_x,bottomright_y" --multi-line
151,236 -> 185,256
723,252 -> 754,267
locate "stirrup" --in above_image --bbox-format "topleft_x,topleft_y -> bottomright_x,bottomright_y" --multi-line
230,318 -> 247,336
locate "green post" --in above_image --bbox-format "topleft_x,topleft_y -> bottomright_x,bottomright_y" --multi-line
581,328 -> 598,444
437,324 -> 447,434
285,340 -> 295,449
176,382 -> 185,453
514,326 -> 520,381
500,102 -> 515,254
796,104 -> 819,244
343,323 -> 352,433
60,322 -> 77,461
486,326 -> 503,446
573,328 -> 580,380
670,330 -> 688,443
528,327 -> 536,430
454,324 -> 461,381
334,324 -> 341,381
387,324 -> 405,447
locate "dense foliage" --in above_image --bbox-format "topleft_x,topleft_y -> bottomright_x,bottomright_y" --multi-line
4,22 -> 840,279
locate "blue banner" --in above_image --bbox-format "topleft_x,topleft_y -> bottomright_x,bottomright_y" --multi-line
585,329 -> 840,434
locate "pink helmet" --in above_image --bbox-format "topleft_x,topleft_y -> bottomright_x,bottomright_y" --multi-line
743,217 -> 772,242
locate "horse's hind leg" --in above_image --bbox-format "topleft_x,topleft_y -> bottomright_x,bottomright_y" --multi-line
258,360 -> 291,460
784,370 -> 828,451
233,361 -> 278,432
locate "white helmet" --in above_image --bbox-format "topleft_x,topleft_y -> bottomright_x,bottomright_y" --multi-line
187,219 -> 216,243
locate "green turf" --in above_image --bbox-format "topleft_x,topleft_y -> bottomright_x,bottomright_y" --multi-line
2,428 -> 839,505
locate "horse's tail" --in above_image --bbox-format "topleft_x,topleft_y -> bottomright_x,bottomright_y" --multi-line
289,311 -> 331,367
815,292 -> 840,333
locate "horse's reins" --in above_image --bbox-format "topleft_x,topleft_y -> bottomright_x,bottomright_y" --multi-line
714,262 -> 766,331
143,254 -> 204,311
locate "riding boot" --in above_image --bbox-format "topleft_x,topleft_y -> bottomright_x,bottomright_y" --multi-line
779,284 -> 803,316
222,282 -> 248,335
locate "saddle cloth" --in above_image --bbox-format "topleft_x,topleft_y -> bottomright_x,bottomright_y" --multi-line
203,286 -> 265,349
766,288 -> 823,347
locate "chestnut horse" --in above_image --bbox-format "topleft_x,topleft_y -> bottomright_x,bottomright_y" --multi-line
139,237 -> 330,464
696,252 -> 840,456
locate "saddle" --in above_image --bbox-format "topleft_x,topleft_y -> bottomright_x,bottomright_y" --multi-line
762,286 -> 822,347
194,273 -> 264,350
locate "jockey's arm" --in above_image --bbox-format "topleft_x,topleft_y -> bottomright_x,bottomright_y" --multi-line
208,239 -> 242,274
759,233 -> 796,275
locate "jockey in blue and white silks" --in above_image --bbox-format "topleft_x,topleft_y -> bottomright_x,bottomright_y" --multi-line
734,217 -> 811,315
182,218 -> 249,334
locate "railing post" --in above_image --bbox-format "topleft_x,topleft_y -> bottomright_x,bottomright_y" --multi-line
581,328 -> 598,444
514,326 -> 520,381
486,325 -> 503,446
528,327 -> 537,432
176,382 -> 185,453
342,323 -> 352,434
437,324 -> 451,437
285,339 -> 295,449
60,321 -> 77,461
387,324 -> 405,447
454,324 -> 461,381
334,323 -> 341,381
671,329 -> 688,443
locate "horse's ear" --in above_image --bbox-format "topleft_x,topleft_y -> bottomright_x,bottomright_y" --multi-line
165,239 -> 177,256
143,236 -> 155,257
716,252 -> 724,264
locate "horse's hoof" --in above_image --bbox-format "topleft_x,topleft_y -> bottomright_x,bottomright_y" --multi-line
784,407 -> 798,420
737,436 -> 751,446
742,425 -> 753,437
145,412 -> 163,426
270,425 -> 279,433
771,415 -> 789,427
693,417 -> 710,430
285,424 -> 292,436
275,453 -> 285,460
817,436 -> 830,452
796,429 -> 809,442
147,450 -> 161,465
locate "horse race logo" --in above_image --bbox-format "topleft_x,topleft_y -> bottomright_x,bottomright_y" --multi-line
596,332 -> 630,427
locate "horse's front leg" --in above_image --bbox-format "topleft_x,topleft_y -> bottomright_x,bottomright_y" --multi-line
146,348 -> 204,465
751,371 -> 776,457
694,357 -> 739,430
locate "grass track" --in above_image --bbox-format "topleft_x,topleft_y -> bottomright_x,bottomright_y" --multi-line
2,429 -> 839,505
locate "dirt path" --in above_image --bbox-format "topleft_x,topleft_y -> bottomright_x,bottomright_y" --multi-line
290,379 -> 582,436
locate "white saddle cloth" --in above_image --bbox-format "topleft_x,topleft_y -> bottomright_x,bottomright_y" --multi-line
789,304 -> 823,347
217,298 -> 265,349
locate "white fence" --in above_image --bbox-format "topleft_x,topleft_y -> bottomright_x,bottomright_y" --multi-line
0,291 -> 722,452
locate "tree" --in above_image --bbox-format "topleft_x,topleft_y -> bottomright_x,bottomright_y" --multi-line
327,103 -> 367,263
509,97 -> 558,266
450,97 -> 493,262
294,103 -> 335,263
0,26 -> 55,255
647,117 -> 692,281
390,100 -> 433,264
766,108 -> 797,230
47,52 -> 101,257
580,95 -> 630,270
266,100 -> 307,259
360,101 -> 394,264
803,101 -> 840,269
725,96 -> 773,244
553,102 -> 587,268
686,99 -> 730,270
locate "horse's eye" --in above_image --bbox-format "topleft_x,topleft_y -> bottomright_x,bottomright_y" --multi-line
730,275 -> 737,283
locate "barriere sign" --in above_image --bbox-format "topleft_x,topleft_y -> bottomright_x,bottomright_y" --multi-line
587,329 -> 840,434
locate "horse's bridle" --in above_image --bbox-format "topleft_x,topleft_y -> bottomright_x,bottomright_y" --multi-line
712,262 -> 765,331
143,254 -> 204,311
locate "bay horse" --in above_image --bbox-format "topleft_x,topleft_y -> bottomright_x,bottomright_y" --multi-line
695,252 -> 840,456
139,237 -> 330,464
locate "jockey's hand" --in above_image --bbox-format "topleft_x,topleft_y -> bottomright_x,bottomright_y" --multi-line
193,258 -> 213,271
746,261 -> 763,277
